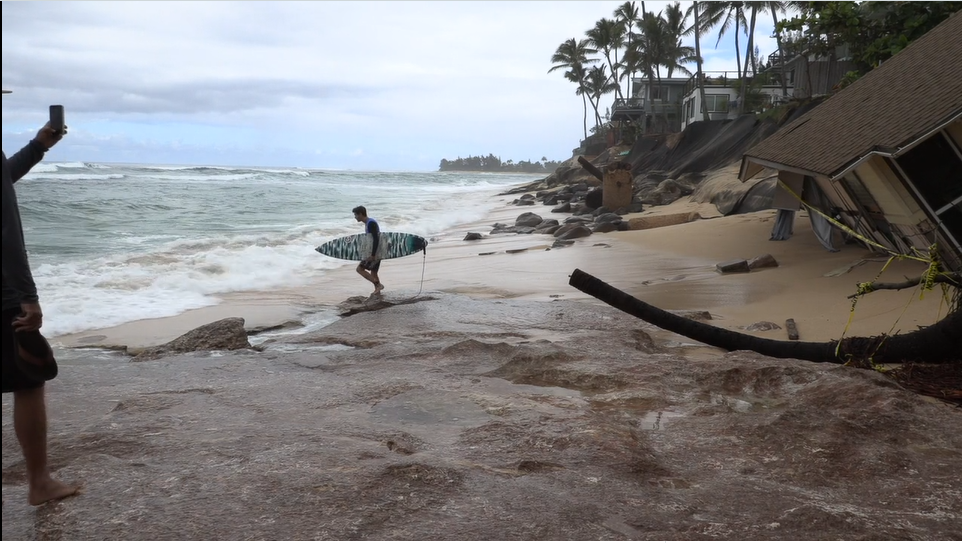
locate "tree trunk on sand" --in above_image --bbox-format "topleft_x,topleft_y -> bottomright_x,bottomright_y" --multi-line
568,269 -> 961,364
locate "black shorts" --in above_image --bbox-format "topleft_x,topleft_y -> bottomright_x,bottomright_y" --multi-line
361,259 -> 381,273
2,307 -> 44,393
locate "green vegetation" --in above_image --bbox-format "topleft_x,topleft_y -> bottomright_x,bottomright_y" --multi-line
549,1 -> 959,137
779,1 -> 962,84
438,155 -> 563,173
549,2 -> 793,134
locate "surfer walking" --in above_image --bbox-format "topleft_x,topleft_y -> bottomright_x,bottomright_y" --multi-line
353,206 -> 384,295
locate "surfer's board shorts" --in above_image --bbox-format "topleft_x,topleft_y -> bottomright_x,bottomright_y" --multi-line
361,259 -> 381,273
2,307 -> 44,393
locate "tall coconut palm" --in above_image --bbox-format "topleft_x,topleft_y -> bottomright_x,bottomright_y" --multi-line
584,64 -> 621,128
613,1 -> 641,99
632,11 -> 673,133
766,1 -> 789,97
737,1 -> 762,113
691,1 -> 711,121
660,2 -> 697,77
549,38 -> 598,139
586,18 -> 626,101
701,2 -> 749,84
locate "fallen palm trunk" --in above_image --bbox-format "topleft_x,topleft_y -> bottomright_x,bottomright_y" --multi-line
568,268 -> 961,364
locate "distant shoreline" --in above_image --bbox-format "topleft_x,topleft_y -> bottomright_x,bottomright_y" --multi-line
438,167 -> 556,174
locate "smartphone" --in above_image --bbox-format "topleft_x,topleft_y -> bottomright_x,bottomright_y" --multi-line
49,105 -> 65,134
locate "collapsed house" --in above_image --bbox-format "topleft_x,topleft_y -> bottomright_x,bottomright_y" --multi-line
738,11 -> 962,272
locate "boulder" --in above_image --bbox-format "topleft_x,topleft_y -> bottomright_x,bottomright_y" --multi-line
594,213 -> 622,225
585,188 -> 603,209
536,225 -> 562,235
592,222 -> 620,233
516,212 -> 543,228
463,232 -> 483,241
639,178 -> 697,206
556,225 -> 593,240
745,321 -> 782,332
535,219 -> 560,230
132,317 -> 250,361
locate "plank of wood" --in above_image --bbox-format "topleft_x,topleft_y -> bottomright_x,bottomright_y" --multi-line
577,156 -> 604,182
785,318 -> 800,341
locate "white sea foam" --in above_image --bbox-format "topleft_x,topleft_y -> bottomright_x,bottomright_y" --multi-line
33,238 -> 344,336
25,173 -> 126,181
16,163 -> 537,336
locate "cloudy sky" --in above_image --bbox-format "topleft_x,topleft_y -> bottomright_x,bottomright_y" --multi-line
2,1 -> 780,171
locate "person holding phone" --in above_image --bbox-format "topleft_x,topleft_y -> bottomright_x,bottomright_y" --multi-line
2,89 -> 79,505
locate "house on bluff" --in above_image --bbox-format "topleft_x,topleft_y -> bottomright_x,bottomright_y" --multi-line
738,11 -> 962,272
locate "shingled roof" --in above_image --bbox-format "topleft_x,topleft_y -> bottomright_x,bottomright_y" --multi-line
741,11 -> 962,180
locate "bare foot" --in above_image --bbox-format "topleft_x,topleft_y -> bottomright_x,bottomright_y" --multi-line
28,477 -> 80,506
374,282 -> 384,294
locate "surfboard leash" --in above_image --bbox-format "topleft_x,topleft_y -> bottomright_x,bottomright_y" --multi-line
414,243 -> 427,298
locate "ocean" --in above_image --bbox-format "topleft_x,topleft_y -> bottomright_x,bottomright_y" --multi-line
14,162 -> 541,337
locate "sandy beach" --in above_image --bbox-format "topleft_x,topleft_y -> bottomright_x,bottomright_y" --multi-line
54,188 -> 948,352
4,180 -> 959,540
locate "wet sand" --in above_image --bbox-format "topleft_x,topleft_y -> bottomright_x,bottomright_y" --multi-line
54,191 -> 948,351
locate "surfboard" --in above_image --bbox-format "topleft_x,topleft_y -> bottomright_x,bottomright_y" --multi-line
315,231 -> 428,261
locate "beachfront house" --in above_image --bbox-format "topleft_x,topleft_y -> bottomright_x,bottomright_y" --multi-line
737,12 -> 962,272
610,77 -> 689,134
677,43 -> 856,131
679,71 -> 792,130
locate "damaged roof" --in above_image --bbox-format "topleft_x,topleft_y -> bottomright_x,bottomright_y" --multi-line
741,11 -> 962,180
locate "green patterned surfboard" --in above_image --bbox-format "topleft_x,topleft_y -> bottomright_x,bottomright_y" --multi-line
315,232 -> 428,261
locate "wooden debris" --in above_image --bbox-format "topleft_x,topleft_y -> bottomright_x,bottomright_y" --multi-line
786,318 -> 800,340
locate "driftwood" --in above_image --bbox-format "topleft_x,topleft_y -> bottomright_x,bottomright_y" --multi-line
568,268 -> 961,365
785,318 -> 800,341
577,156 -> 604,182
847,272 -> 961,298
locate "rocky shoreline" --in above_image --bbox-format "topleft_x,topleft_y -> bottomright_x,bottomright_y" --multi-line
3,292 -> 959,539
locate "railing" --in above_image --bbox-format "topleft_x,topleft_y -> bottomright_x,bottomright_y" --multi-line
611,98 -> 646,110
683,71 -> 744,95
611,98 -> 682,112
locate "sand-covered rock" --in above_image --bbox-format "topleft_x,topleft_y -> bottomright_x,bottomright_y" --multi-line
130,317 -> 251,361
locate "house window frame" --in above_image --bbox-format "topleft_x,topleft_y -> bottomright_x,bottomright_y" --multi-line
704,94 -> 730,113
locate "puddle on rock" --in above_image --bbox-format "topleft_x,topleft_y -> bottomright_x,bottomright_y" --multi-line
371,390 -> 492,428
638,410 -> 684,430
261,343 -> 354,354
480,377 -> 582,399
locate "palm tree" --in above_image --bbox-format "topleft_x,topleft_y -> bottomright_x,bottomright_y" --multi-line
737,1 -> 763,113
691,1 -> 711,121
584,64 -> 621,128
660,2 -> 696,77
549,38 -> 598,139
633,10 -> 670,132
613,2 -> 641,99
766,1 -> 789,97
701,2 -> 749,84
586,18 -> 626,101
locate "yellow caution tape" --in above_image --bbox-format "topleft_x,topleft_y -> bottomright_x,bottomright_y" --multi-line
777,180 -> 955,361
